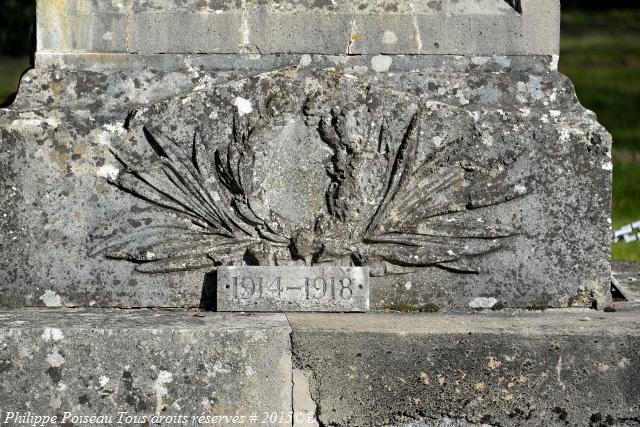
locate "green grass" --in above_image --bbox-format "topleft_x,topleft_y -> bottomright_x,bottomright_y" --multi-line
560,9 -> 640,261
612,156 -> 640,260
0,55 -> 30,102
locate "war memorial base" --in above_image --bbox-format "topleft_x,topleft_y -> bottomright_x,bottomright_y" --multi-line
1,0 -> 637,425
1,299 -> 639,426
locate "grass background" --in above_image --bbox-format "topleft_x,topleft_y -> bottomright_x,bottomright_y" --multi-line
560,9 -> 640,260
0,7 -> 639,260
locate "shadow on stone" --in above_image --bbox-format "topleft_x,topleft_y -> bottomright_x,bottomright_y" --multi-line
199,271 -> 218,311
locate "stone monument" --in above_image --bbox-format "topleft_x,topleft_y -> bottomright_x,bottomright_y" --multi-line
1,1 -> 637,425
1,0 -> 612,311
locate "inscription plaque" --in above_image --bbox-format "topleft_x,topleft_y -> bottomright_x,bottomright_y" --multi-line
217,267 -> 369,312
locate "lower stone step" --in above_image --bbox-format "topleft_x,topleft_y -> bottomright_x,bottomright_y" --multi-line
1,309 -> 639,426
0,310 -> 292,424
290,311 -> 640,426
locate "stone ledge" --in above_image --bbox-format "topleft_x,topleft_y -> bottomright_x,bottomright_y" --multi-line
1,309 -> 638,425
33,52 -> 559,72
289,310 -> 640,335
289,310 -> 640,426
0,309 -> 292,418
21,54 -> 560,112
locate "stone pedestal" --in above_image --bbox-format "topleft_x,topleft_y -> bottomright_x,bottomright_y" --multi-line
291,311 -> 640,426
0,1 -> 626,424
1,0 -> 612,310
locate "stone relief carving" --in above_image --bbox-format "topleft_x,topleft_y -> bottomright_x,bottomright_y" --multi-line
91,72 -> 527,277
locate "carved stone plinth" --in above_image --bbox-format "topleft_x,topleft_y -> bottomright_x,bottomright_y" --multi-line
0,0 -> 611,310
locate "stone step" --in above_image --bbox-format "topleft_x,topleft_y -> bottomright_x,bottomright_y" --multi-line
290,310 -> 640,425
1,308 -> 639,426
0,310 -> 292,423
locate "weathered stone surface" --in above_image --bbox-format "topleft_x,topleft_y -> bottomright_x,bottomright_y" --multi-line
36,0 -> 559,59
0,1 -> 624,424
1,0 -> 612,310
217,266 -> 369,312
0,59 -> 611,310
32,53 -> 559,74
16,55 -> 562,111
289,311 -> 640,426
0,309 -> 292,418
292,369 -> 320,426
2,308 -> 639,425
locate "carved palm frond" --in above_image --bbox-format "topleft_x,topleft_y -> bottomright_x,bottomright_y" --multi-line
360,110 -> 524,272
214,114 -> 289,245
312,102 -> 526,274
91,114 -> 288,273
94,78 -> 527,276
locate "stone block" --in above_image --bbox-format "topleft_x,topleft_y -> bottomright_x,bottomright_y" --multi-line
2,0 -> 610,311
0,61 -> 611,310
128,12 -> 245,54
2,309 -> 637,425
37,1 -> 128,53
245,10 -> 353,55
0,309 -> 292,418
35,0 -> 560,60
289,311 -> 640,426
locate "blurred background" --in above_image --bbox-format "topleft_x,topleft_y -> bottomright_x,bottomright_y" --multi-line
0,0 -> 638,261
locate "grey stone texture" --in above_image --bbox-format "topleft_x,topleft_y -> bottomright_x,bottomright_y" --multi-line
1,308 -> 639,425
0,309 -> 292,420
0,57 -> 612,310
0,0 -> 612,311
0,1 -> 625,425
289,311 -> 640,426
36,0 -> 559,59
217,266 -> 369,312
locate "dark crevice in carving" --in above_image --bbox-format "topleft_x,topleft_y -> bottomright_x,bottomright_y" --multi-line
142,127 -> 169,158
505,0 -> 522,13
435,263 -> 481,275
123,109 -> 138,130
199,270 -> 218,310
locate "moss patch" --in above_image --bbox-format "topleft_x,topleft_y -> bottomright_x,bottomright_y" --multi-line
386,301 -> 440,313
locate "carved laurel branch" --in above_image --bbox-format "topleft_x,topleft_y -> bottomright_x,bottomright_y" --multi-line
310,103 -> 526,275
90,113 -> 289,273
92,99 -> 527,275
